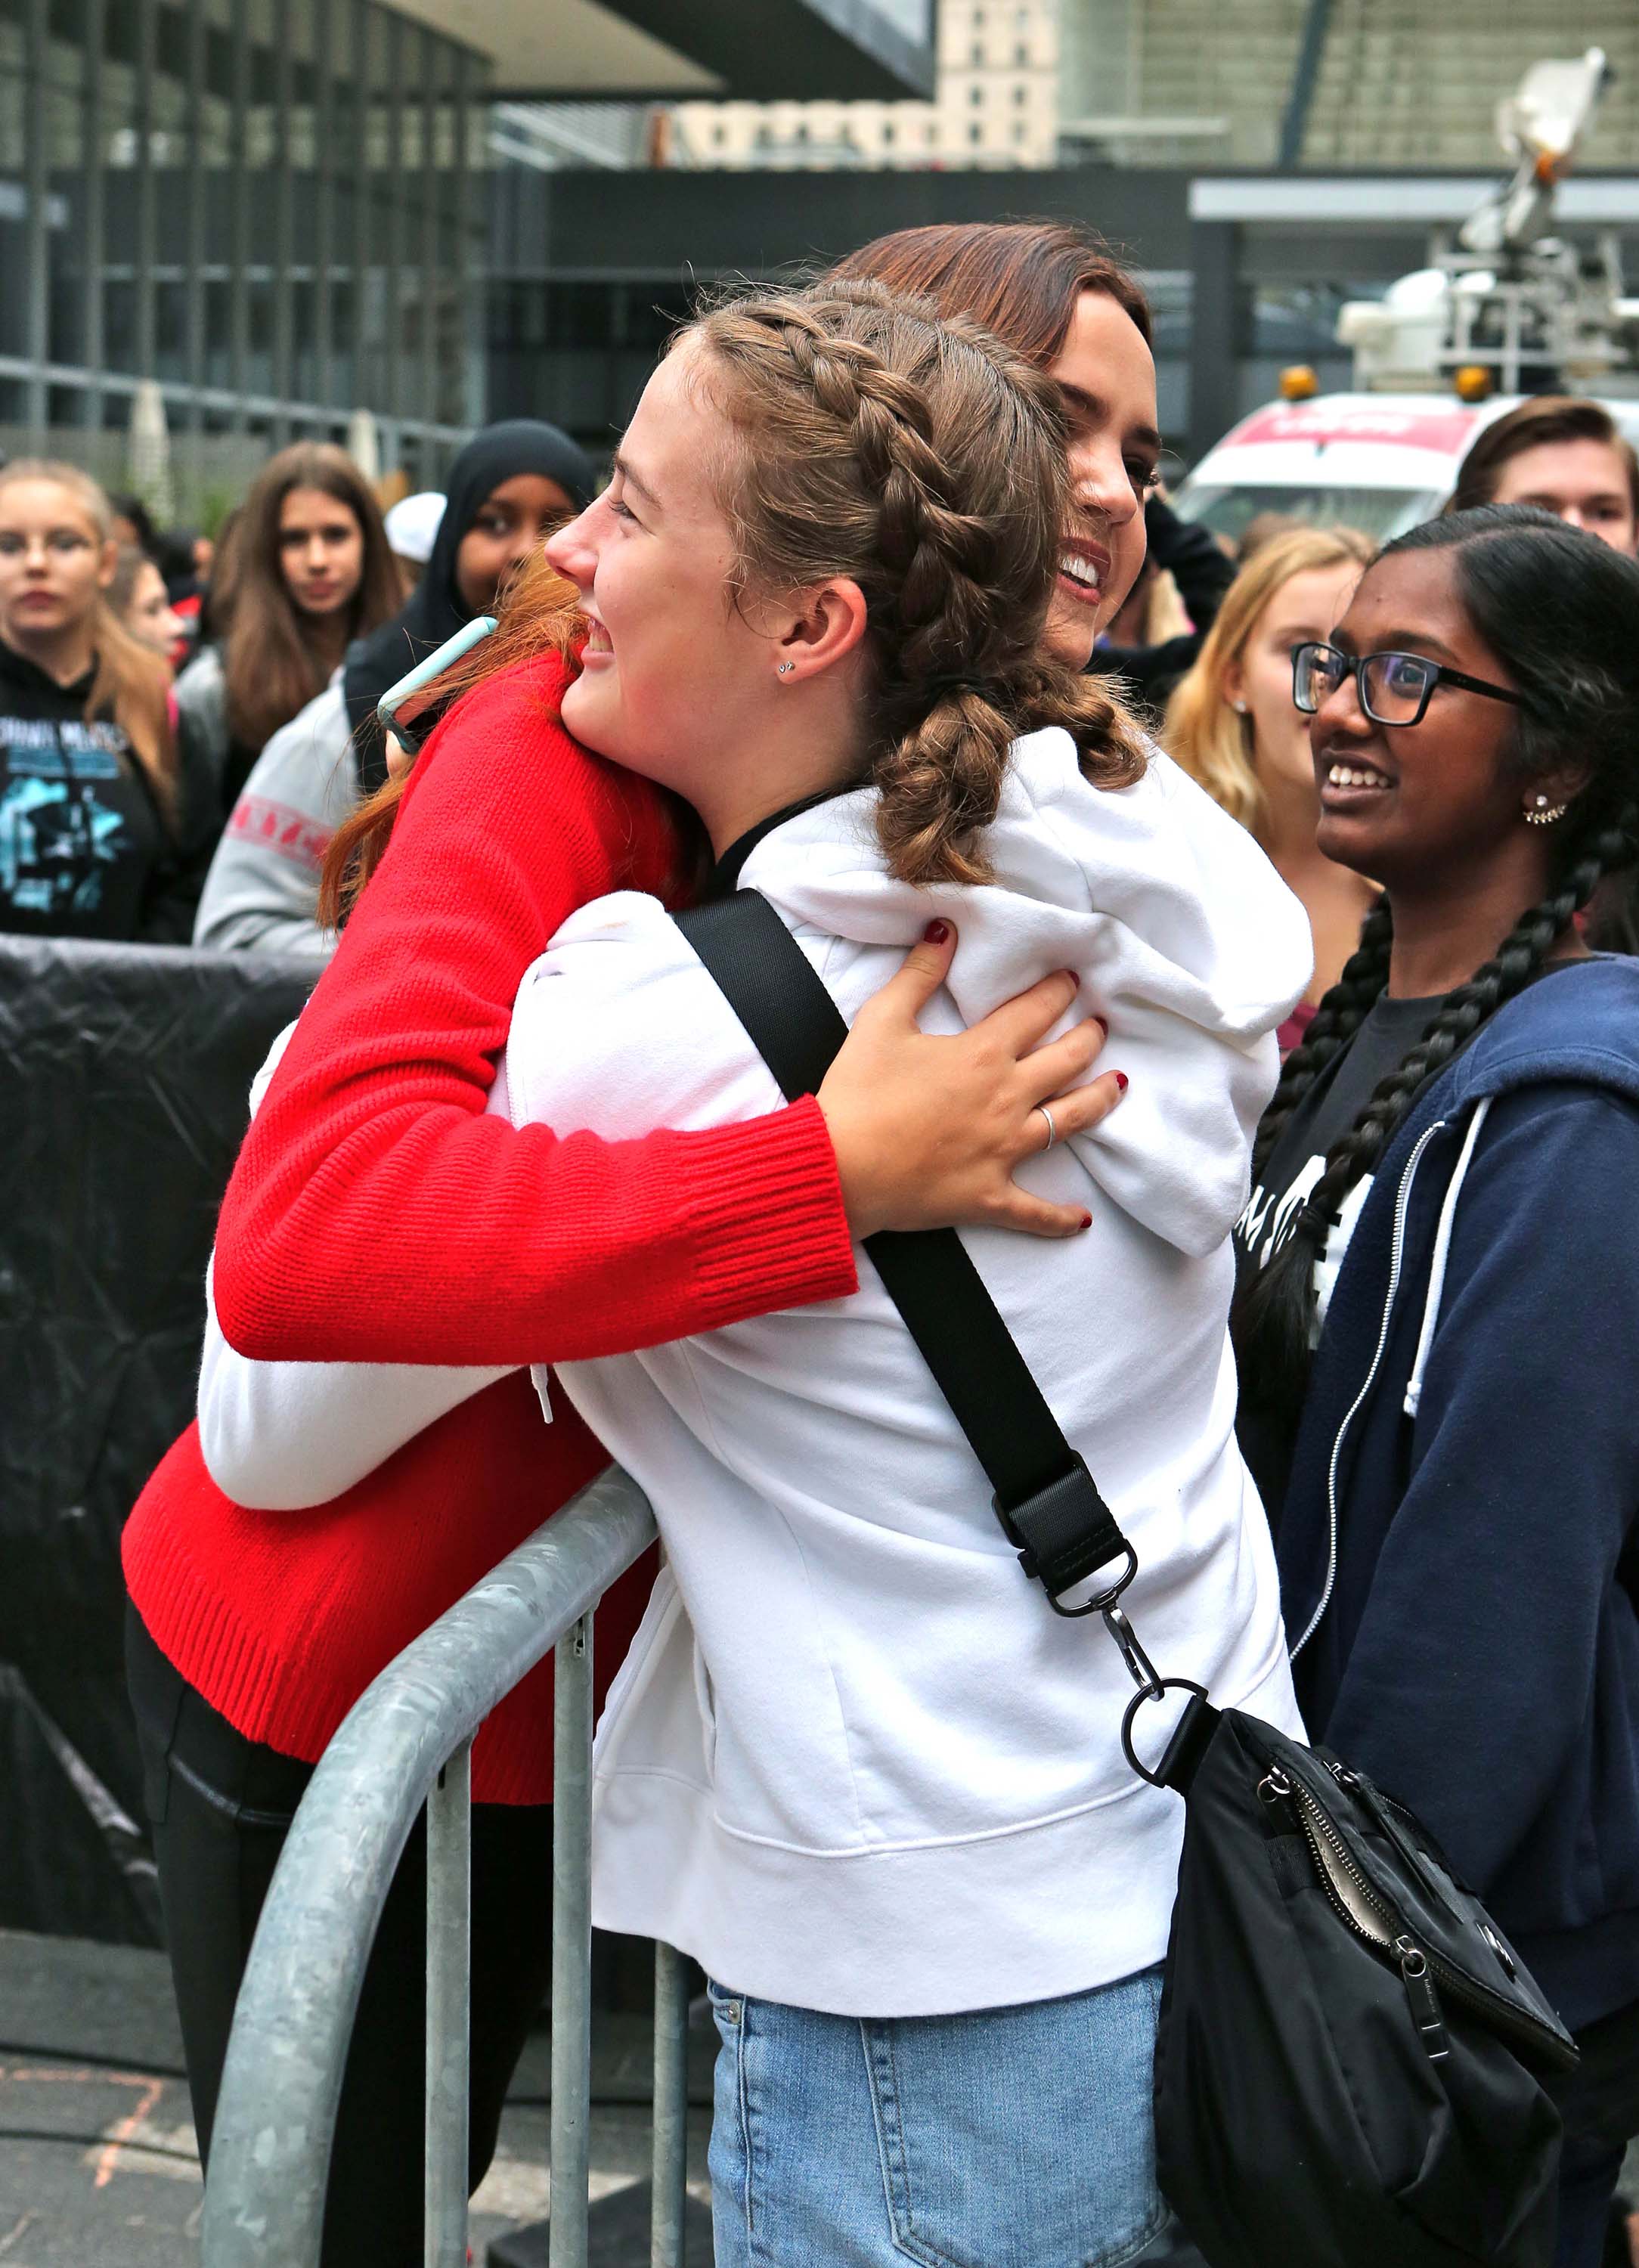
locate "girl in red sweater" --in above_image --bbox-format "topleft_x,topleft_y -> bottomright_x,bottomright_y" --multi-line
122,485 -> 1113,2265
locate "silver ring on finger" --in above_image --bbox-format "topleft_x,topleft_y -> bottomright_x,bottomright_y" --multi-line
1034,1102 -> 1057,1152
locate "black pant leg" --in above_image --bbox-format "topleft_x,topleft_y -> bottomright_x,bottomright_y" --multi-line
127,1603 -> 554,2266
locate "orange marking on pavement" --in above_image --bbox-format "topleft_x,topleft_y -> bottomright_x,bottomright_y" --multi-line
92,2073 -> 168,2186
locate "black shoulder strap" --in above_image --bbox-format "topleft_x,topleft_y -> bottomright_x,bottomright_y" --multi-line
677,891 -> 1136,1613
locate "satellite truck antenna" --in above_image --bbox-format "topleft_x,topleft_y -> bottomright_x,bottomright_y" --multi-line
1460,47 -> 1610,259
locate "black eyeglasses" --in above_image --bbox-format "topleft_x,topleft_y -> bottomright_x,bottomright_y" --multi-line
1292,641 -> 1524,729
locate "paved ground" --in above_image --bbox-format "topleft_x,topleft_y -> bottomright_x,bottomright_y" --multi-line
6,1928 -> 1636,2267
0,1929 -> 713,2266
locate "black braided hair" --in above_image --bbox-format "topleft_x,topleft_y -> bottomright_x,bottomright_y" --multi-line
1234,506 -> 1639,1421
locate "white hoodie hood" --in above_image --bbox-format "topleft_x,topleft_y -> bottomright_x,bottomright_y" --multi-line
746,728 -> 1312,1258
497,733 -> 1311,2020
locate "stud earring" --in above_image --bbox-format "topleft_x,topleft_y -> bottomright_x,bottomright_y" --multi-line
1233,699 -> 1248,715
776,662 -> 795,676
1523,793 -> 1567,826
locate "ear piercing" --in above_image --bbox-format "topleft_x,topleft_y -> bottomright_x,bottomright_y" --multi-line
1523,794 -> 1567,826
776,661 -> 795,676
1233,699 -> 1248,714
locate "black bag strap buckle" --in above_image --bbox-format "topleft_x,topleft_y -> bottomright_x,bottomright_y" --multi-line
994,1453 -> 1136,1618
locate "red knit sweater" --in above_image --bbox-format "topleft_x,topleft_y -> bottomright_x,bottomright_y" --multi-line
122,654 -> 859,1802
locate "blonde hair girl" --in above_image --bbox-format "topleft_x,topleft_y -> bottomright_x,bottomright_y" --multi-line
0,460 -> 215,939
1167,525 -> 1377,1037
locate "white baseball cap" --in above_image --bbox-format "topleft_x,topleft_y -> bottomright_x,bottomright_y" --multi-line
384,490 -> 447,565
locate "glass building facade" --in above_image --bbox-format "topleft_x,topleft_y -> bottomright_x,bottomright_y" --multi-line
0,0 -> 489,503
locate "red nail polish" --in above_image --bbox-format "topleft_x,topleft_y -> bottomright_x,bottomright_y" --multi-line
923,919 -> 950,945
1114,1071 -> 1129,1093
1079,1211 -> 1093,1231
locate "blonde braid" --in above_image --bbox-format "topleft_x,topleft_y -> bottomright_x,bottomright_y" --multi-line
690,281 -> 1145,888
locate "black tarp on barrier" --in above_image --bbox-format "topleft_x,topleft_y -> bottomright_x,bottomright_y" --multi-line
0,937 -> 314,1943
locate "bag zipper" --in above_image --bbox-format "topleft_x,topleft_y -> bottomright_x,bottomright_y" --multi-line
1257,1763 -> 1563,2063
1290,1120 -> 1446,1662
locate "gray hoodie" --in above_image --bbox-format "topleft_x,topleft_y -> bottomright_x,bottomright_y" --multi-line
191,678 -> 352,957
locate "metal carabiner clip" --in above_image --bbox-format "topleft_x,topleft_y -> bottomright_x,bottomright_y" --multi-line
1101,1603 -> 1164,1703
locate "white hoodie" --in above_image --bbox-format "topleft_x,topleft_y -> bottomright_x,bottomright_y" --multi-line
496,730 -> 1312,2016
198,730 -> 1311,2017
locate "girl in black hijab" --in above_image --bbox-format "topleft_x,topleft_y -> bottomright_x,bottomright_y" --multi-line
344,420 -> 595,792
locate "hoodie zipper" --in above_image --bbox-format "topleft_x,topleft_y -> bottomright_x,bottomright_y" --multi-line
1258,1763 -> 1562,2063
1288,1119 -> 1446,1662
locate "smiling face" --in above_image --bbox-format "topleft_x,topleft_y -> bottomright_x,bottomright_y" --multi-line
1225,560 -> 1365,805
0,478 -> 114,653
1041,290 -> 1160,667
277,486 -> 365,620
1307,547 -> 1551,899
454,474 -> 576,614
547,348 -> 813,807
1489,436 -> 1637,554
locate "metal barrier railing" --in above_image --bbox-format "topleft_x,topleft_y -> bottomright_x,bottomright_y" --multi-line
198,1465 -> 690,2268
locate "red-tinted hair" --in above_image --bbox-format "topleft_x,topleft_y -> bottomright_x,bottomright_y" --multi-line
831,219 -> 1152,367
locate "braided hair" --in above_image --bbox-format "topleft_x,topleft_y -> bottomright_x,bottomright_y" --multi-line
684,280 -> 1146,886
1235,505 -> 1639,1418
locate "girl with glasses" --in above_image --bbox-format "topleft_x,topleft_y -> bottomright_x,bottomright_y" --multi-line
1234,503 -> 1639,2268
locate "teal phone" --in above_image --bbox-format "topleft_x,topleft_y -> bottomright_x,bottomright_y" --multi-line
375,614 -> 497,754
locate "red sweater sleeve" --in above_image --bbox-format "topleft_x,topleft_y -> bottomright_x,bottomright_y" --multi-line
212,653 -> 857,1363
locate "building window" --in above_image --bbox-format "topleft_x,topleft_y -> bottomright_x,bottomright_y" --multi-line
1013,122 -> 1028,145
1014,81 -> 1028,104
969,82 -> 984,105
971,40 -> 984,64
1015,41 -> 1030,64
969,121 -> 983,144
713,123 -> 727,145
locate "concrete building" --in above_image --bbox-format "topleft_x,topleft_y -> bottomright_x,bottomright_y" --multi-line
670,1 -> 1061,172
0,0 -> 934,507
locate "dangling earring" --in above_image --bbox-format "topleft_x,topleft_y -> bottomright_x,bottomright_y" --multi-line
1523,792 -> 1567,826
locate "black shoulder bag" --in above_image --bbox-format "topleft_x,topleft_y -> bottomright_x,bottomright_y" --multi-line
677,889 -> 1578,2268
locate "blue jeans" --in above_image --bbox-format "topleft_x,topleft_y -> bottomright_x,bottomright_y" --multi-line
708,1966 -> 1167,2268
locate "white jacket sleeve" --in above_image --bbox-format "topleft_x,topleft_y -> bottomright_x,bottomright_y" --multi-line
195,1024 -> 513,1509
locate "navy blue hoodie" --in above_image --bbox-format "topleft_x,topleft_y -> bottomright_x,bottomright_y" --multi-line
1276,956 -> 1639,2034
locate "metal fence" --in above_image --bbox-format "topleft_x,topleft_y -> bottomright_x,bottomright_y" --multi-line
198,1464 -> 692,2268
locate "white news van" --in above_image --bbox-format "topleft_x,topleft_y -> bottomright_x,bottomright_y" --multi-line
1173,392 -> 1639,550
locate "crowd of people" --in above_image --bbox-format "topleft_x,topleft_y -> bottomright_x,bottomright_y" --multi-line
5,219 -> 1635,2267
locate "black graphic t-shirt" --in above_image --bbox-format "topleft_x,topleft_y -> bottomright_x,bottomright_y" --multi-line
0,642 -> 215,942
1233,991 -> 1448,1518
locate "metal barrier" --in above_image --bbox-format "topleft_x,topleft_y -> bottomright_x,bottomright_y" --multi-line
199,1465 -> 692,2268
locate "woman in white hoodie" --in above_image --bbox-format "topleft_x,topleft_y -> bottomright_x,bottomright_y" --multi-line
205,283 -> 1309,2263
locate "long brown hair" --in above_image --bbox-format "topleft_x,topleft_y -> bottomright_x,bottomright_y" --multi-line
832,218 -> 1153,364
0,460 -> 177,812
222,444 -> 399,756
